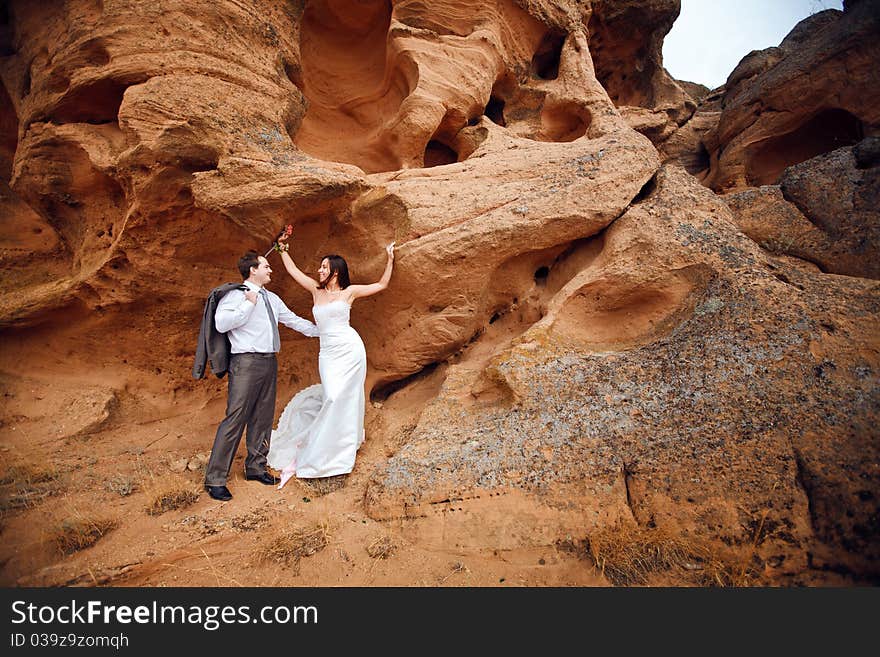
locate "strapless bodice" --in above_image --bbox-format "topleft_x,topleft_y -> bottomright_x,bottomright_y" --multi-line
312,299 -> 352,336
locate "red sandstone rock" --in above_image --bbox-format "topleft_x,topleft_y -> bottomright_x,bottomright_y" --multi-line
723,186 -> 833,273
703,2 -> 880,192
586,0 -> 697,145
366,165 -> 880,580
659,87 -> 723,178
0,1 -> 877,586
723,139 -> 879,279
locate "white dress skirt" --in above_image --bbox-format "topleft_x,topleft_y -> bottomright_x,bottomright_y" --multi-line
268,300 -> 366,487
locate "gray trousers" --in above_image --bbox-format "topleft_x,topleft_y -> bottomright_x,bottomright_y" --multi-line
205,353 -> 277,486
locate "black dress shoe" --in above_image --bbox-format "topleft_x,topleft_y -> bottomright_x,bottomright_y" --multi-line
205,485 -> 232,501
245,472 -> 278,486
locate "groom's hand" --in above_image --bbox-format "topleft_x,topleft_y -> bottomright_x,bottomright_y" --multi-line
244,290 -> 258,304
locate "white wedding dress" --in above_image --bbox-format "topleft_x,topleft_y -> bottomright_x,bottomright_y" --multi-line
268,299 -> 366,487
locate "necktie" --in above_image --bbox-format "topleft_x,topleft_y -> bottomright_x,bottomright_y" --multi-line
259,288 -> 281,352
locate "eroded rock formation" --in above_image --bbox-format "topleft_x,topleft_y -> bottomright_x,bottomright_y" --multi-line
0,0 -> 877,586
724,138 -> 880,279
587,0 -> 697,145
659,86 -> 721,178
664,1 -> 880,279
702,2 -> 880,192
365,165 -> 880,578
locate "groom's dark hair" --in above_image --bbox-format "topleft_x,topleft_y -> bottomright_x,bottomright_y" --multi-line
319,255 -> 350,289
238,251 -> 261,280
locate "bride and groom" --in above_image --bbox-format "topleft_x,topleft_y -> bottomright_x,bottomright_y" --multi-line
201,231 -> 394,502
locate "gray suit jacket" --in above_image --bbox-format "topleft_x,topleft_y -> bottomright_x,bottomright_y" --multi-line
192,282 -> 247,379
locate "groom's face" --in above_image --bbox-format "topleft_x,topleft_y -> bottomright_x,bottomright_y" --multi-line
251,256 -> 272,286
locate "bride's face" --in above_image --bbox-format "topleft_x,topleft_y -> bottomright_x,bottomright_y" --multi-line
317,258 -> 332,284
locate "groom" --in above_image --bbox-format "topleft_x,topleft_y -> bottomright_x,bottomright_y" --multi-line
204,250 -> 319,501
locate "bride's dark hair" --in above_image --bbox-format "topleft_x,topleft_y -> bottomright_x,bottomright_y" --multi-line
319,255 -> 350,289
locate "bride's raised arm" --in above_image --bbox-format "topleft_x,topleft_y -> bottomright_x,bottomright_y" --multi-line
347,242 -> 395,301
276,232 -> 319,293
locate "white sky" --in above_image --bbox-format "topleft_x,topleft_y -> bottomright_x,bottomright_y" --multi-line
662,0 -> 844,89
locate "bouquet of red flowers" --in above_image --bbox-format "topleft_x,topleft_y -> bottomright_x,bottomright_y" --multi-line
265,224 -> 293,256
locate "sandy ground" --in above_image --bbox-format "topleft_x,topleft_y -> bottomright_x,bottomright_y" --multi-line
0,355 -> 610,588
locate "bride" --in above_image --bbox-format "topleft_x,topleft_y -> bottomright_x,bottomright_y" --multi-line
267,231 -> 394,488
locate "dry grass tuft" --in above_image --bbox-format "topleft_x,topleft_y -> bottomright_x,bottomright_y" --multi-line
585,524 -> 703,586
0,462 -> 59,486
231,509 -> 268,532
144,475 -> 199,516
366,535 -> 398,559
259,523 -> 330,571
51,516 -> 118,555
439,561 -> 469,584
698,555 -> 763,587
299,475 -> 347,497
105,475 -> 137,497
146,489 -> 200,516
584,523 -> 763,587
0,461 -> 65,511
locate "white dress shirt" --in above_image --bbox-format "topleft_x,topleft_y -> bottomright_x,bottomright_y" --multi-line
215,281 -> 318,353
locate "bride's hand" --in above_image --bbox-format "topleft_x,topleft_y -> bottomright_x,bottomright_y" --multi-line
386,241 -> 395,260
276,224 -> 293,244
